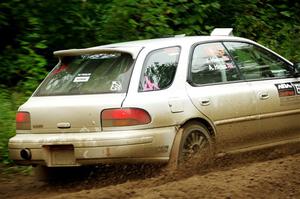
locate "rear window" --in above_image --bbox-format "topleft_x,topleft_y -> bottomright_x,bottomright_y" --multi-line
35,53 -> 134,96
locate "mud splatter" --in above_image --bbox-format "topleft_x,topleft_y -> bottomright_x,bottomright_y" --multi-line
1,144 -> 300,199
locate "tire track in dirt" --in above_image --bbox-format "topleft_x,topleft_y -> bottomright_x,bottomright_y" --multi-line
1,144 -> 300,199
47,153 -> 300,199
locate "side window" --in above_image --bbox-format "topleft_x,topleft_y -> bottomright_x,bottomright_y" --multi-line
190,42 -> 240,85
224,42 -> 293,80
139,47 -> 180,91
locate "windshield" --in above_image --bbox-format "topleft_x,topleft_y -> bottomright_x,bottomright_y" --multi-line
35,53 -> 134,96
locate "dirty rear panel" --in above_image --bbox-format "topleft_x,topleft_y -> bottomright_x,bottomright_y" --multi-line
18,94 -> 126,134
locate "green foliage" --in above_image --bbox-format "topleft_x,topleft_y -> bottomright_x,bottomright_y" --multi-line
0,0 -> 299,164
0,86 -> 35,164
100,0 -> 221,42
231,0 -> 300,62
0,88 -> 16,164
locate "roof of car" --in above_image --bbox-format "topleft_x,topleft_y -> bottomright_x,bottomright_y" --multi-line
102,35 -> 252,48
54,35 -> 253,58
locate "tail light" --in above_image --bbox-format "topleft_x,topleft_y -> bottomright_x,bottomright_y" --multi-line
101,108 -> 151,127
16,112 -> 31,130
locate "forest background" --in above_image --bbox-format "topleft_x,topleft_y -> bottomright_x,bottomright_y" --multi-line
0,0 -> 299,164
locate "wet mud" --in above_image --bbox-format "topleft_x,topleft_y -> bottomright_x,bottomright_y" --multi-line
1,143 -> 300,199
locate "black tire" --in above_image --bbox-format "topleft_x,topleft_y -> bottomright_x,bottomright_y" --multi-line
168,122 -> 214,169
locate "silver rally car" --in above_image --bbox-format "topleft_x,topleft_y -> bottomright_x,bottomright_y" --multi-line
9,28 -> 300,169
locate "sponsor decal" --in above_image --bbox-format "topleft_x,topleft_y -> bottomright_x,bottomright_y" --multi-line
110,81 -> 122,91
275,82 -> 300,106
275,83 -> 296,97
292,82 -> 300,95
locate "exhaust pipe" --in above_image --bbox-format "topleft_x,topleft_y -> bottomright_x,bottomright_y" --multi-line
20,148 -> 32,160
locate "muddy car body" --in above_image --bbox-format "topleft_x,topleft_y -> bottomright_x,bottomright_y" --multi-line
9,29 -> 300,168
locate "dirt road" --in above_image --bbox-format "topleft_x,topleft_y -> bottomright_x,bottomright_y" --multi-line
1,146 -> 300,199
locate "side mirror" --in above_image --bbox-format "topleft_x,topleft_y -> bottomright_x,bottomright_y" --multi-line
293,63 -> 300,77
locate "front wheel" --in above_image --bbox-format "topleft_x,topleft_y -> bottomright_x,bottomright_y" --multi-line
168,122 -> 214,169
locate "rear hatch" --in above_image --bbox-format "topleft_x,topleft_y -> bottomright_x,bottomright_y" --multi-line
19,47 -> 142,133
20,94 -> 126,133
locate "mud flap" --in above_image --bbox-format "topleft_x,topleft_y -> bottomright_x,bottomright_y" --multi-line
166,128 -> 183,170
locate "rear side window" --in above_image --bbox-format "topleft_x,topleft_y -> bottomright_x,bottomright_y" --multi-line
190,42 -> 241,85
139,47 -> 180,91
35,53 -> 134,96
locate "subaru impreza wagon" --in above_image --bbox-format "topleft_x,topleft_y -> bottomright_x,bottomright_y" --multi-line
9,28 -> 300,171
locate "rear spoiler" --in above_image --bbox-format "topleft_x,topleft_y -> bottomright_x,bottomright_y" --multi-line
54,46 -> 142,59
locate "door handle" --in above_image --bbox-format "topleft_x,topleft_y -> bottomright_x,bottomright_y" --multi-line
199,99 -> 211,106
57,122 -> 71,129
259,92 -> 269,100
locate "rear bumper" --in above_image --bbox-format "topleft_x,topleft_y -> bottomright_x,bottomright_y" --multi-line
9,127 -> 177,167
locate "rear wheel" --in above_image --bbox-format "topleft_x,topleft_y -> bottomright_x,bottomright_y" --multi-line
168,122 -> 214,169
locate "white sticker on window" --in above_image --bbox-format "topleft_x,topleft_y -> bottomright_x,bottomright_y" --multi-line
110,81 -> 122,91
207,56 -> 227,71
73,76 -> 90,82
73,73 -> 91,82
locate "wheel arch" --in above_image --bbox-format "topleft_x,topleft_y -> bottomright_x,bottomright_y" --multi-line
167,117 -> 216,169
179,117 -> 216,141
